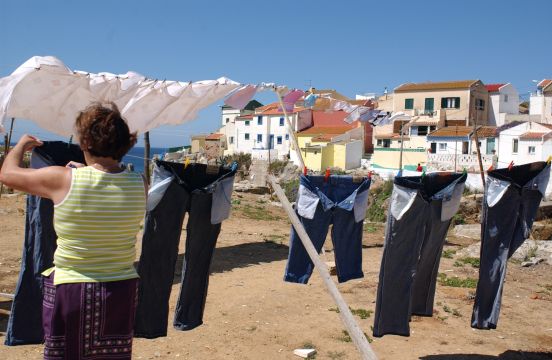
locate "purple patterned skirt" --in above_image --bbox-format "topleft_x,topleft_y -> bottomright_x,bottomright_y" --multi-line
42,273 -> 138,359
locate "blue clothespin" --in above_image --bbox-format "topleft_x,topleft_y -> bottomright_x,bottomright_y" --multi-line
230,161 -> 238,172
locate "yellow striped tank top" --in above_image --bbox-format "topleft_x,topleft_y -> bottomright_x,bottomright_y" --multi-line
45,166 -> 146,285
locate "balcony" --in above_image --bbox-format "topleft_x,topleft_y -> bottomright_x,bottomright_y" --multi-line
427,153 -> 493,172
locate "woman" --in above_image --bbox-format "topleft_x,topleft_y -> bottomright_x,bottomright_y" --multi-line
0,103 -> 146,359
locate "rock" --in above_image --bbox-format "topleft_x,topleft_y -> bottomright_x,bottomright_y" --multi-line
293,349 -> 316,358
521,257 -> 544,267
457,240 -> 552,264
453,224 -> 481,240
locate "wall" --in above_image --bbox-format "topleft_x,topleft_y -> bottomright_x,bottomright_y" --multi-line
371,148 -> 427,169
191,138 -> 205,153
344,140 -> 363,169
393,89 -> 471,121
497,122 -> 552,165
529,94 -> 552,123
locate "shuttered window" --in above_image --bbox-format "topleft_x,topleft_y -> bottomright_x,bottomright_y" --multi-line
404,98 -> 414,109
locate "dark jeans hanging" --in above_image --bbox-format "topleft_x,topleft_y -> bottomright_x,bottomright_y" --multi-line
5,141 -> 84,346
373,172 -> 466,338
472,162 -> 550,330
134,160 -> 236,339
284,174 -> 371,284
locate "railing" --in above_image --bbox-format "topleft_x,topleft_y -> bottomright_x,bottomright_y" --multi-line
427,153 -> 493,172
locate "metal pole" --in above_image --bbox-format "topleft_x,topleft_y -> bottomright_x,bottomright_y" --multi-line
398,122 -> 405,171
274,89 -> 305,170
143,132 -> 151,184
268,175 -> 378,360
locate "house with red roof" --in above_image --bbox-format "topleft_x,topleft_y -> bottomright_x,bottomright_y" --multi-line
497,121 -> 552,166
530,79 -> 552,124
485,83 -> 520,126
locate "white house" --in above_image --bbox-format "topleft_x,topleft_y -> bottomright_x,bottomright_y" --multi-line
530,79 -> 552,124
485,83 -> 520,126
497,121 -> 552,166
224,103 -> 313,160
220,100 -> 263,154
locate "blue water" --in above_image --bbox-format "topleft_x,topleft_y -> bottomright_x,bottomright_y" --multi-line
123,146 -> 166,173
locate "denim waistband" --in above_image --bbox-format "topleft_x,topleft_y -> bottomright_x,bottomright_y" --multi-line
393,172 -> 467,201
33,141 -> 85,167
156,160 -> 237,193
488,161 -> 550,192
300,174 -> 371,205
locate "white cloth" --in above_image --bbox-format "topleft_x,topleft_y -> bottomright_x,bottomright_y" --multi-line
0,56 -> 242,135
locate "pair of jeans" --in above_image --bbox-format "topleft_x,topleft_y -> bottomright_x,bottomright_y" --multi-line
134,160 -> 236,338
5,141 -> 84,346
373,172 -> 466,337
284,174 -> 371,284
471,161 -> 550,330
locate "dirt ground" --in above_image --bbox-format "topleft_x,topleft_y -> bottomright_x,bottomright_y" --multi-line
0,192 -> 551,360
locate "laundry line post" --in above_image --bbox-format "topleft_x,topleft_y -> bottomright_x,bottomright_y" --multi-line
267,175 -> 377,360
143,131 -> 151,184
274,89 -> 305,170
0,118 -> 15,199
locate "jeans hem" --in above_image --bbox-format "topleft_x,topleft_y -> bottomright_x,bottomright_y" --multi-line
471,322 -> 497,330
337,272 -> 364,283
133,331 -> 168,339
173,321 -> 203,331
372,330 -> 410,338
283,274 -> 310,284
4,338 -> 44,346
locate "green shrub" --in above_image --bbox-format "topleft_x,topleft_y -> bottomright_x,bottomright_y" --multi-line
366,180 -> 393,222
268,159 -> 289,175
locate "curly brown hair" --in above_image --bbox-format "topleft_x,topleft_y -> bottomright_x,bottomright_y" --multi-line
75,103 -> 137,161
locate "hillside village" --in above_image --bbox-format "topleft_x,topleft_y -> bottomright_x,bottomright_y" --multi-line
174,79 -> 552,174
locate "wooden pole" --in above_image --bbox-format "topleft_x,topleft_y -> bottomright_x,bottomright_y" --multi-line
6,118 -> 15,149
268,175 -> 378,360
473,122 -> 485,187
398,122 -> 405,171
454,125 -> 458,172
143,132 -> 151,184
0,118 -> 15,198
274,89 -> 305,170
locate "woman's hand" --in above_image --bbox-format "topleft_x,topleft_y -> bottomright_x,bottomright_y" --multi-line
66,161 -> 85,169
16,134 -> 43,152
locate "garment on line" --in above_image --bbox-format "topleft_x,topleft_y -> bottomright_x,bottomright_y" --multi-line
284,174 -> 370,284
5,141 -> 85,346
373,172 -> 466,338
134,160 -> 236,339
472,161 -> 550,330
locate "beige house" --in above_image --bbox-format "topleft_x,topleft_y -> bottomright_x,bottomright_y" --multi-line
393,80 -> 490,127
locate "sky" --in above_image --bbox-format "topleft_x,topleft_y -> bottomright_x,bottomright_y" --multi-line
1,0 -> 551,148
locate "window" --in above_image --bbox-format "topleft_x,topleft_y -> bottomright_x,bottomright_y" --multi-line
439,143 -> 447,151
382,139 -> 391,148
441,97 -> 460,109
377,139 -> 382,146
226,117 -> 230,123
229,136 -> 234,144
257,116 -> 263,125
504,94 -> 509,102
244,133 -> 250,140
245,120 -> 250,126
285,134 -> 289,140
257,134 -> 263,142
279,117 -> 285,126
475,99 -> 485,110
528,146 -> 535,155
413,126 -> 429,136
277,136 -> 282,145
429,126 -> 436,133
512,139 -> 518,153
404,98 -> 414,110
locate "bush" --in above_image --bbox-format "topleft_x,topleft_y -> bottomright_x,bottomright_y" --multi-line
366,180 -> 393,222
280,178 -> 299,203
268,159 -> 289,175
223,153 -> 252,173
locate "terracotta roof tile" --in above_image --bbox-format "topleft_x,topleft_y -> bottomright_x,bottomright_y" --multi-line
475,126 -> 497,138
206,133 -> 224,140
427,126 -> 472,137
395,80 -> 479,92
485,84 -> 506,93
538,79 -> 552,89
297,126 -> 354,137
519,132 -> 550,140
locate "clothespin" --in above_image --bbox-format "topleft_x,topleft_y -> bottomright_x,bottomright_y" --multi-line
420,170 -> 426,182
547,155 -> 552,165
508,161 -> 514,171
487,164 -> 493,172
303,166 -> 308,176
462,167 -> 467,175
368,171 -> 372,180
184,158 -> 190,169
324,168 -> 331,183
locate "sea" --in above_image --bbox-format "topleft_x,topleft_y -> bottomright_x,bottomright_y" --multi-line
122,146 -> 166,173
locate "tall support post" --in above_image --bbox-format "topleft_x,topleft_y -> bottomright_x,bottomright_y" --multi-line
454,125 -> 458,172
0,118 -> 15,198
473,120 -> 485,187
143,132 -> 151,184
398,122 -> 405,171
274,89 -> 305,170
268,175 -> 378,360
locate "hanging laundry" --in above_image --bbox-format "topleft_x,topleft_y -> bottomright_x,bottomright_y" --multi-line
304,93 -> 318,108
224,84 -> 259,110
134,160 -> 237,338
280,89 -> 305,112
471,161 -> 550,330
373,172 -> 466,337
284,174 -> 370,284
5,142 -> 84,346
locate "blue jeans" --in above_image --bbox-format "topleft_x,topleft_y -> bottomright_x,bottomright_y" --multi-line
134,161 -> 236,338
284,175 -> 371,284
5,142 -> 84,346
373,172 -> 466,337
472,162 -> 550,330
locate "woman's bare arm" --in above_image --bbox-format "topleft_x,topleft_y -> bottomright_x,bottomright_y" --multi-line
0,135 -> 71,204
